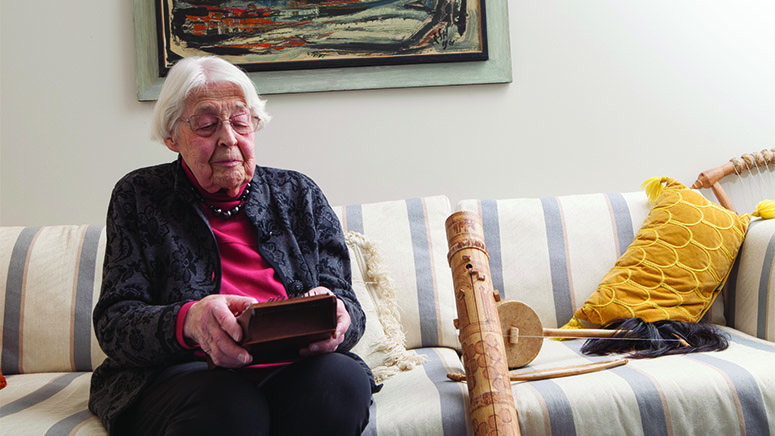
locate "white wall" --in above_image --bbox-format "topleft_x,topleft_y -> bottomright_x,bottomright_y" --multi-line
2,1 -> 774,226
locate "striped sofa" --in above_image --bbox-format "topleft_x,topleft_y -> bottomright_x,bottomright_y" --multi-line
1,193 -> 774,435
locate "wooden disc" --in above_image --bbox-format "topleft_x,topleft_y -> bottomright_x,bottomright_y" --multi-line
497,300 -> 544,368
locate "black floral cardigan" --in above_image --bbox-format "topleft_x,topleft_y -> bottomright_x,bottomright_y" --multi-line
89,158 -> 372,434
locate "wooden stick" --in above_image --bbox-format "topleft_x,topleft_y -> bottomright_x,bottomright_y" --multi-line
691,149 -> 775,213
543,328 -> 689,347
509,358 -> 627,381
448,358 -> 628,383
542,328 -> 626,339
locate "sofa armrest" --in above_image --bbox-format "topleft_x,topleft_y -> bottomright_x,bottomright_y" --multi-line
0,226 -> 107,375
725,219 -> 775,342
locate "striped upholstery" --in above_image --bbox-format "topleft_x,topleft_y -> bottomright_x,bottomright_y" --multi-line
346,231 -> 426,382
511,326 -> 775,436
363,347 -> 471,436
456,192 -> 727,328
2,192 -> 775,436
0,372 -> 105,435
725,218 -> 775,341
3,329 -> 773,436
1,226 -> 107,375
332,196 -> 459,351
362,327 -> 775,436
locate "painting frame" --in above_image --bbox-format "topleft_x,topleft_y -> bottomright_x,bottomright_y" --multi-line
133,0 -> 511,100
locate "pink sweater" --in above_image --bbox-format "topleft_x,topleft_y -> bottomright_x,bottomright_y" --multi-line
175,163 -> 289,374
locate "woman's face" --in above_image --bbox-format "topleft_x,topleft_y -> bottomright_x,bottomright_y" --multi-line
164,82 -> 256,197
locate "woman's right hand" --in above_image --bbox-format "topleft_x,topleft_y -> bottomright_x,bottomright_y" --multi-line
183,294 -> 257,368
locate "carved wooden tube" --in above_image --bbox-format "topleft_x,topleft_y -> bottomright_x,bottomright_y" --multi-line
446,211 -> 520,436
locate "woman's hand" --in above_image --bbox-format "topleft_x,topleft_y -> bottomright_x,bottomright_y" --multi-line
299,287 -> 350,357
183,294 -> 257,368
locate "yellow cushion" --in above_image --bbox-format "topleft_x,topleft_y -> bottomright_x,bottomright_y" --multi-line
569,177 -> 751,326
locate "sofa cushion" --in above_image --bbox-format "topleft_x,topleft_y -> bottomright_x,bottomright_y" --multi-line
725,218 -> 775,341
0,372 -> 106,435
363,326 -> 775,436
456,192 -> 726,329
363,346 -> 471,436
507,326 -> 775,435
332,196 -> 460,351
568,177 -> 750,327
0,347 -> 469,436
0,226 -> 107,375
3,329 -> 773,436
346,231 -> 426,382
0,202 -> 457,377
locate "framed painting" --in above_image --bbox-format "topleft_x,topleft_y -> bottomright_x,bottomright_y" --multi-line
157,0 -> 488,72
133,0 -> 511,99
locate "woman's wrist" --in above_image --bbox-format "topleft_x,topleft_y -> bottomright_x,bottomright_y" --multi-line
176,301 -> 199,348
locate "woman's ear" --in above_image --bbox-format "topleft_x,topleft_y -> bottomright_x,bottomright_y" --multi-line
164,137 -> 179,152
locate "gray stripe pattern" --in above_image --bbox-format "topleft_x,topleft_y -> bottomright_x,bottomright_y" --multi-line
406,198 -> 439,346
480,200 -> 505,299
690,354 -> 770,434
726,329 -> 775,352
421,348 -> 469,436
613,367 -> 670,436
725,254 -> 742,328
2,226 -> 40,375
756,231 -> 775,339
551,338 -> 670,435
361,348 -> 468,436
44,409 -> 96,436
73,225 -> 104,371
345,204 -> 364,234
0,372 -> 83,418
540,198 -> 574,326
529,380 -> 577,436
606,193 -> 635,256
729,219 -> 764,329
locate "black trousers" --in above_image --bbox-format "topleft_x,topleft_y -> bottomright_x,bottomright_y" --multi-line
117,353 -> 372,436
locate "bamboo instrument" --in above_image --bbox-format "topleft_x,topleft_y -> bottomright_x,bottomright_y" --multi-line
446,211 -> 520,436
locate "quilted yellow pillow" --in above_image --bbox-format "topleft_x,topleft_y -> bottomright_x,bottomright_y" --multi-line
566,177 -> 761,327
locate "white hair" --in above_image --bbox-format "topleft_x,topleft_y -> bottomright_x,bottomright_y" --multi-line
150,56 -> 271,142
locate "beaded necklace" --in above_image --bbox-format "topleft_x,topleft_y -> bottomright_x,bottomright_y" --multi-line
190,182 -> 251,219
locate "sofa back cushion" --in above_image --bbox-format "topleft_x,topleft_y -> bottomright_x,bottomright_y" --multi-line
0,196 -> 459,375
725,218 -> 775,341
0,226 -> 107,375
332,195 -> 459,351
345,231 -> 427,382
457,192 -> 727,329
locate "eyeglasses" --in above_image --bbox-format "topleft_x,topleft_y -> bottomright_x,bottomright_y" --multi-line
180,113 -> 260,138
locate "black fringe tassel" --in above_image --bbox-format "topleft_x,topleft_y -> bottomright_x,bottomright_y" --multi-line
580,318 -> 729,359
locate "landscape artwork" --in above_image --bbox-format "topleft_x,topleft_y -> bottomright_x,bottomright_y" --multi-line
156,0 -> 488,73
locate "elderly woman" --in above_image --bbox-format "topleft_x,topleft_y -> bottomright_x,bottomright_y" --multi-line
89,57 -> 374,436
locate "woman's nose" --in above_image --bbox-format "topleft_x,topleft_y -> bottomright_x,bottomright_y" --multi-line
217,122 -> 239,146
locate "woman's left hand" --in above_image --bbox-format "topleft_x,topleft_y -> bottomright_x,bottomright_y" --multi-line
299,287 -> 350,357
